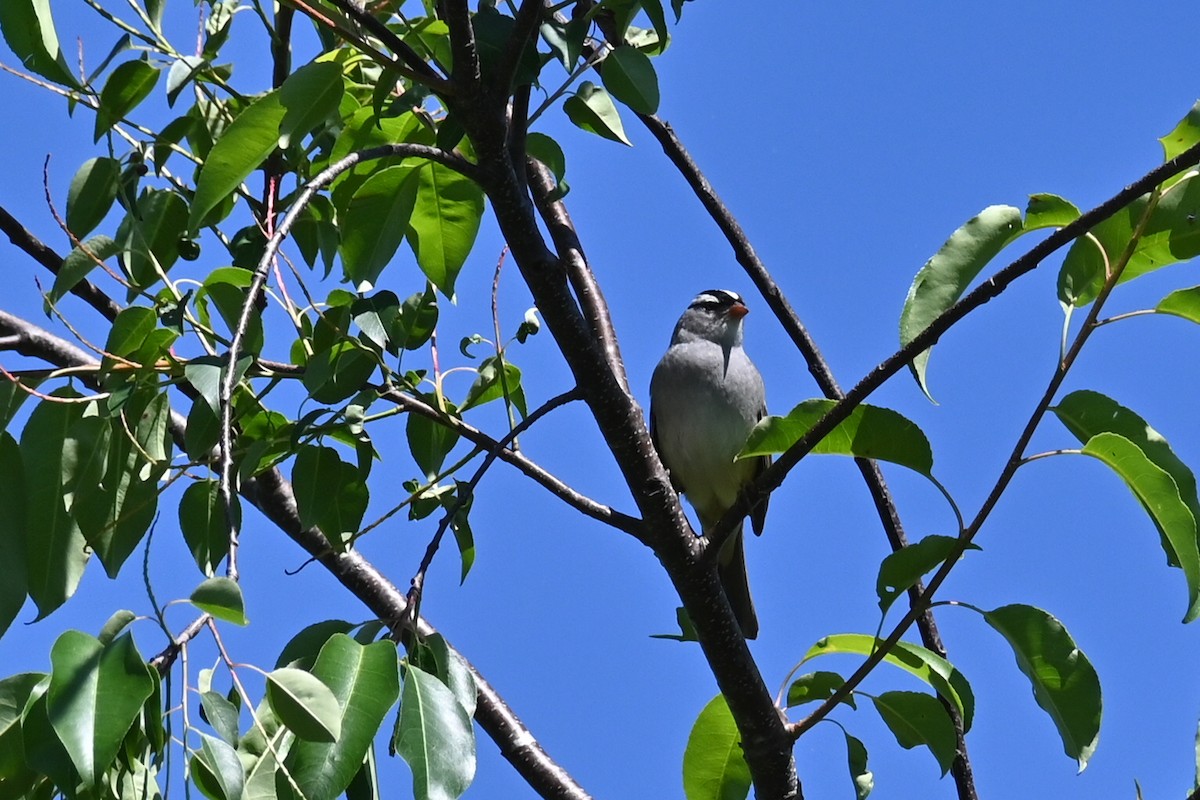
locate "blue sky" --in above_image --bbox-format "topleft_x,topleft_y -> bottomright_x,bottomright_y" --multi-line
3,2 -> 1200,798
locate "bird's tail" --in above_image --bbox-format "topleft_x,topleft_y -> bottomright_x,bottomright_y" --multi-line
717,525 -> 759,640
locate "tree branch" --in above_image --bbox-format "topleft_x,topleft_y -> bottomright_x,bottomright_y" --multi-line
378,386 -> 641,536
708,139 -> 1200,550
440,0 -> 481,91
635,111 -> 977,798
493,0 -> 542,95
0,307 -> 594,800
526,160 -> 630,393
0,203 -> 122,321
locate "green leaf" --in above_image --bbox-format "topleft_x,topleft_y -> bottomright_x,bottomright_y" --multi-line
20,678 -> 81,789
741,399 -> 933,476
1053,389 -> 1200,571
0,434 -> 28,639
1081,431 -> 1200,622
984,604 -> 1102,769
650,606 -> 700,642
1025,193 -> 1081,230
460,357 -> 526,417
393,663 -> 476,800
406,402 -> 460,481
192,732 -> 244,800
291,445 -> 369,549
1058,174 -> 1200,307
199,690 -> 240,745
20,389 -> 94,619
525,132 -> 567,196
276,620 -> 357,670
0,0 -> 79,88
1155,285 -> 1200,324
46,631 -> 155,787
804,633 -> 973,731
117,188 -> 190,290
279,60 -> 344,148
190,577 -> 248,626
77,390 -> 170,577
340,164 -> 421,291
286,635 -> 399,800
0,672 -> 45,784
49,235 -> 121,307
872,691 -> 957,776
94,59 -> 160,141
785,671 -> 856,710
844,731 -> 873,800
682,694 -> 751,800
1160,100 -> 1200,162
563,82 -> 631,145
899,205 -> 1024,400
395,286 -> 439,351
165,55 -> 206,105
302,341 -> 378,404
410,634 -> 477,720
180,479 -> 232,575
406,163 -> 485,300
66,157 -> 121,238
266,668 -> 342,743
189,90 -> 284,230
602,45 -> 660,114
876,535 -> 979,616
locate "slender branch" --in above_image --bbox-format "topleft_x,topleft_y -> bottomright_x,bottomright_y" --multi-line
216,142 -> 479,581
526,160 -> 630,393
0,308 -> 594,800
403,388 -> 582,623
324,0 -> 448,86
440,0 -> 481,90
148,614 -> 212,674
0,204 -> 122,321
378,386 -> 641,536
634,111 -> 977,797
244,467 -> 594,800
706,138 -> 1200,551
493,0 -> 543,95
789,182 -> 1164,741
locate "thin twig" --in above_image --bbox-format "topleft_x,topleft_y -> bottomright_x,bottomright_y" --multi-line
706,138 -> 1200,553
402,387 -> 581,626
790,182 -> 1165,740
632,109 -> 978,796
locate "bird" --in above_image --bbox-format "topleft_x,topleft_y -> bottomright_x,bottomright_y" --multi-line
649,289 -> 769,639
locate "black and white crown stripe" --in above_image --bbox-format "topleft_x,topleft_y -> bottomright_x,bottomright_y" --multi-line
688,289 -> 744,311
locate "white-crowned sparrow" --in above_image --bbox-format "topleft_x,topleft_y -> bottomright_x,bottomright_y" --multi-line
649,289 -> 769,639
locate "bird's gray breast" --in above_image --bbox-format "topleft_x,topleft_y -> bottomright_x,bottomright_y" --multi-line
650,340 -> 765,528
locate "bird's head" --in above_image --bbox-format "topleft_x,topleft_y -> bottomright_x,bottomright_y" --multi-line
671,289 -> 750,348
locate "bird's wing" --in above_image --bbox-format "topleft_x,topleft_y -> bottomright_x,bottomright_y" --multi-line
750,402 -> 770,536
649,405 -> 684,492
